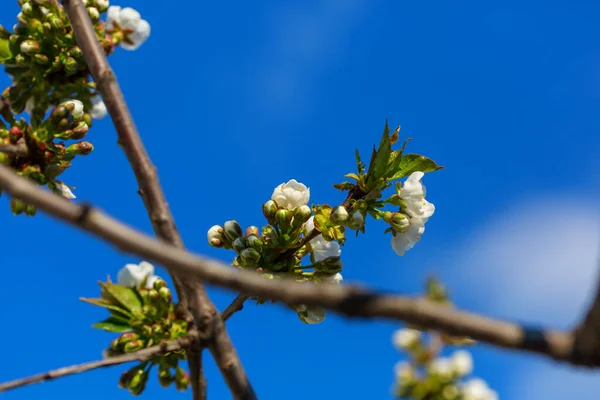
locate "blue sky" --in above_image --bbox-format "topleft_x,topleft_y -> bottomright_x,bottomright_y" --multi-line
2,0 -> 600,399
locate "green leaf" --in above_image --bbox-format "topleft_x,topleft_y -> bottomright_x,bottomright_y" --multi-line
80,297 -> 134,320
92,316 -> 132,333
344,173 -> 361,182
390,154 -> 443,180
0,38 -> 12,62
355,149 -> 365,175
366,120 -> 393,187
99,283 -> 143,315
333,181 -> 355,191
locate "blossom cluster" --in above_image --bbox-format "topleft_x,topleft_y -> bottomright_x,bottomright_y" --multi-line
391,279 -> 498,400
0,1 -> 151,212
83,261 -> 190,395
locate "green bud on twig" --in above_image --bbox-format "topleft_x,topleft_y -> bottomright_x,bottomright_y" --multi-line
330,206 -> 349,224
240,248 -> 261,265
223,220 -> 242,241
262,200 -> 277,223
246,235 -> 263,252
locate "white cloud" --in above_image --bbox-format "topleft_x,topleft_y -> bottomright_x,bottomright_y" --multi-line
448,196 -> 600,399
451,197 -> 600,328
250,0 -> 368,116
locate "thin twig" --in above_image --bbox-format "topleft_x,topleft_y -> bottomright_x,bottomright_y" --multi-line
222,295 -> 250,322
0,334 -> 196,393
0,163 -> 582,366
61,1 -> 255,398
0,143 -> 28,157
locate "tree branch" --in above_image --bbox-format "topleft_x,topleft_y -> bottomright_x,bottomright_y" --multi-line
0,143 -> 28,157
0,163 -> 582,366
0,334 -> 197,393
222,295 -> 250,322
60,1 -> 255,398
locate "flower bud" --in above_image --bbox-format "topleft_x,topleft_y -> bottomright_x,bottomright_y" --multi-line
386,212 -> 409,232
292,204 -> 312,228
152,278 -> 168,290
124,339 -> 144,353
240,248 -> 261,265
175,367 -> 190,391
320,256 -> 343,273
392,328 -> 421,351
127,368 -> 147,395
232,237 -> 247,254
118,369 -> 134,389
262,199 -> 278,222
15,53 -> 28,67
95,0 -> 109,12
346,211 -> 365,230
275,209 -> 292,232
223,220 -> 242,241
21,2 -> 34,17
70,121 -> 89,139
158,287 -> 172,304
87,7 -> 100,22
330,206 -> 349,224
19,39 -> 40,55
245,225 -> 259,237
33,53 -> 49,65
207,224 -> 226,248
118,332 -> 140,346
246,235 -> 263,252
62,99 -> 84,118
66,141 -> 93,155
24,204 -> 36,216
158,365 -> 174,388
63,56 -> 80,75
10,197 -> 25,215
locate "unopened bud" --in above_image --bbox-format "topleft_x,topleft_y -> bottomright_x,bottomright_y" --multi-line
10,197 -> 25,215
19,39 -> 40,55
275,209 -> 292,232
124,339 -> 144,353
127,368 -> 147,395
346,211 -> 365,230
24,204 -> 36,216
292,204 -> 312,228
232,237 -> 247,254
240,248 -> 261,264
61,99 -> 84,118
175,367 -> 190,391
158,365 -> 173,388
70,122 -> 89,139
246,235 -> 263,252
223,220 -> 242,241
66,141 -> 93,155
62,56 -> 80,75
387,212 -> 409,232
33,53 -> 48,65
158,287 -> 172,304
95,0 -> 109,12
207,224 -> 226,247
245,225 -> 259,237
262,199 -> 278,222
152,278 -> 168,290
87,7 -> 100,22
330,206 -> 349,224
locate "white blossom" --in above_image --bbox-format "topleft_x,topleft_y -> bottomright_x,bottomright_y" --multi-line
392,328 -> 421,350
106,6 -> 151,50
390,217 -> 425,256
304,217 -> 341,261
271,179 -> 310,210
90,95 -> 108,119
324,273 -> 343,284
393,361 -> 414,381
52,181 -> 76,199
63,99 -> 84,118
117,261 -> 159,289
400,171 -> 435,222
429,357 -> 453,376
451,350 -> 473,376
461,378 -> 498,400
